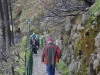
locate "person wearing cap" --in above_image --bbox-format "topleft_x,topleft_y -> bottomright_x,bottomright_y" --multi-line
32,33 -> 36,38
42,38 -> 61,75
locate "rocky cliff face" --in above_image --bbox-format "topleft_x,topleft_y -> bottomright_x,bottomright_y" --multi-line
43,3 -> 100,75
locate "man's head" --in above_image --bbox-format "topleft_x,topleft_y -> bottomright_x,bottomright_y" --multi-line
47,38 -> 52,43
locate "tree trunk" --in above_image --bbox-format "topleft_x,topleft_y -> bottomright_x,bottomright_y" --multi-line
9,0 -> 14,45
1,0 -> 11,46
11,67 -> 15,75
0,0 -> 6,50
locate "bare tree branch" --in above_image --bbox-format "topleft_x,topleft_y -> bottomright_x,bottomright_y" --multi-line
8,0 -> 18,5
40,0 -> 89,17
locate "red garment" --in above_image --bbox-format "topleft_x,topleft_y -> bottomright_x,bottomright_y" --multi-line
42,43 -> 61,64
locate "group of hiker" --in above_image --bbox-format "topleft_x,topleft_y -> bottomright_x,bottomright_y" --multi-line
30,32 -> 61,75
30,33 -> 41,55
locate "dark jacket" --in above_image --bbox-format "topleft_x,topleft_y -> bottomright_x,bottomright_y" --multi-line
42,43 -> 61,65
30,38 -> 37,48
35,37 -> 39,47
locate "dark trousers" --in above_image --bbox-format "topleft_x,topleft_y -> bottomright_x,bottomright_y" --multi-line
46,64 -> 55,75
32,47 -> 37,54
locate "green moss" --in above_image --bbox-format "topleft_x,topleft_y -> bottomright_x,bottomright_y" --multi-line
48,27 -> 56,34
56,59 -> 69,75
20,36 -> 28,51
17,66 -> 24,74
72,15 -> 82,24
62,66 -> 69,75
30,26 -> 40,34
63,35 -> 69,45
81,59 -> 87,75
74,33 -> 83,58
56,59 -> 63,69
87,0 -> 100,24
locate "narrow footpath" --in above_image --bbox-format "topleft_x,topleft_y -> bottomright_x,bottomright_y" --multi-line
32,49 -> 61,75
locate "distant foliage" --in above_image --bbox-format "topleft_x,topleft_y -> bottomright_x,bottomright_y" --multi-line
20,36 -> 28,51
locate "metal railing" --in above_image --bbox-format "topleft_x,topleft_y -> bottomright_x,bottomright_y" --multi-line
23,44 -> 33,75
23,50 -> 33,75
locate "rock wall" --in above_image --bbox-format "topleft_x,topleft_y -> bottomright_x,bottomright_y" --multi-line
61,11 -> 100,75
45,9 -> 100,75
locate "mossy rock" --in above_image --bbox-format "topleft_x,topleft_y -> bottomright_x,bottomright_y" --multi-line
30,26 -> 40,34
48,26 -> 58,34
63,35 -> 69,45
74,33 -> 83,57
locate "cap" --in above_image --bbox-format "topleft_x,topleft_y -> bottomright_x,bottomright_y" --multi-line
47,38 -> 52,43
32,33 -> 36,38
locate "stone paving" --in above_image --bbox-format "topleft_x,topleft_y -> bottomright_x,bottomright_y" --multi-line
33,49 -> 61,75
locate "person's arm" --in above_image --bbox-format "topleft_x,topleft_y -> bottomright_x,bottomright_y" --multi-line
41,48 -> 46,62
30,39 -> 32,45
56,47 -> 61,59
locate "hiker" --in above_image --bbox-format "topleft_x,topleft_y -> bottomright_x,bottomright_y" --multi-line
39,36 -> 43,49
30,35 -> 37,55
15,33 -> 19,43
55,35 -> 64,55
42,38 -> 61,75
35,35 -> 39,51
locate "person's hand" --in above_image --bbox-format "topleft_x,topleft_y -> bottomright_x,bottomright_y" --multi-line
41,55 -> 44,62
36,46 -> 38,48
33,43 -> 35,45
